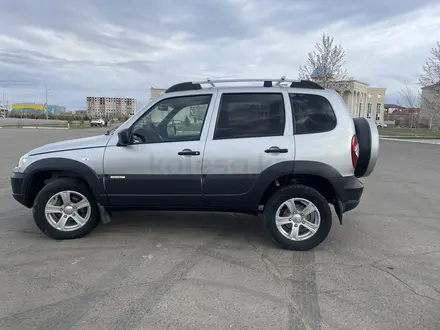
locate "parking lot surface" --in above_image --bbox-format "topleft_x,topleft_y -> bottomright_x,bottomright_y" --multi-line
0,128 -> 439,330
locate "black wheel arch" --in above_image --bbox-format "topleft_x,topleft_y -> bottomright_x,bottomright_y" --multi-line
253,161 -> 348,216
22,158 -> 108,207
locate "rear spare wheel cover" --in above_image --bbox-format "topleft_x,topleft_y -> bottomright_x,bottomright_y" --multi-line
353,118 -> 379,177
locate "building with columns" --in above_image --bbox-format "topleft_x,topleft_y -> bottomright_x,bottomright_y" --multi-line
331,80 -> 387,121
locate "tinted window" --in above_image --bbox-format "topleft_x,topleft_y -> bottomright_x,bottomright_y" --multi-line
214,93 -> 285,140
289,93 -> 337,134
132,94 -> 211,144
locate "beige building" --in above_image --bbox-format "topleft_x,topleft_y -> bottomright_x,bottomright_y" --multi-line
150,87 -> 166,101
331,80 -> 387,121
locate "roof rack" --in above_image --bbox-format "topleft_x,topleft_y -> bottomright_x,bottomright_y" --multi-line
165,76 -> 325,93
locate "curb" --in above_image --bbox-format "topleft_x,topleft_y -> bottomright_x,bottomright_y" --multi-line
0,126 -> 69,130
22,126 -> 69,130
380,137 -> 440,145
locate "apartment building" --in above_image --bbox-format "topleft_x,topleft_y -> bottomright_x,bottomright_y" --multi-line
86,96 -> 137,118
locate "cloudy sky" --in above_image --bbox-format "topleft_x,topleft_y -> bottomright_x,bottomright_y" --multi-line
1,0 -> 439,110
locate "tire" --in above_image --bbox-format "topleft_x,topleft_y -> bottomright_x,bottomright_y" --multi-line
263,184 -> 332,251
353,117 -> 379,178
32,177 -> 100,240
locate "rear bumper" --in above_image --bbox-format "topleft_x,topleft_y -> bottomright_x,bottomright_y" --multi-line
11,172 -> 29,207
342,176 -> 364,212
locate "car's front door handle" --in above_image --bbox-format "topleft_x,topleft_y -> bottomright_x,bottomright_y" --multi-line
264,146 -> 288,153
178,149 -> 200,156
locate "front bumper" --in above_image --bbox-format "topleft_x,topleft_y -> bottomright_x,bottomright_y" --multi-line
342,176 -> 364,212
11,172 -> 29,207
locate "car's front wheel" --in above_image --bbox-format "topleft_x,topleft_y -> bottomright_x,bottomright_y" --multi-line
263,184 -> 332,251
32,178 -> 100,240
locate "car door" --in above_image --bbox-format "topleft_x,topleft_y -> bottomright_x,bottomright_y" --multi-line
201,89 -> 295,211
103,92 -> 217,208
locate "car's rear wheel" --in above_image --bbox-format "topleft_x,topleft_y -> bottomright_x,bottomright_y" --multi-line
263,184 -> 332,251
33,178 -> 100,240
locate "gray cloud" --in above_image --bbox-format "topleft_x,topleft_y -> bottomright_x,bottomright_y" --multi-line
0,0 -> 439,109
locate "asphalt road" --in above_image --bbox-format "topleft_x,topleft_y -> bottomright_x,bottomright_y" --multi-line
0,128 -> 439,330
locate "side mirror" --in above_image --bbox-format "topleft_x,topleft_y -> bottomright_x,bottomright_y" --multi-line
117,128 -> 131,146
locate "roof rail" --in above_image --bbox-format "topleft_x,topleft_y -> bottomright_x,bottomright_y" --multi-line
191,76 -> 298,87
165,76 -> 325,93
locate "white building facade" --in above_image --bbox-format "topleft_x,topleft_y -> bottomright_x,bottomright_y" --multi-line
86,96 -> 137,118
331,80 -> 387,121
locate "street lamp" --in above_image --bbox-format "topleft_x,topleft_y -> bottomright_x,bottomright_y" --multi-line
36,76 -> 49,118
36,76 -> 48,105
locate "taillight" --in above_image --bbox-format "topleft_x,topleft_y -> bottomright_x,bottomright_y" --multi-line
351,135 -> 359,168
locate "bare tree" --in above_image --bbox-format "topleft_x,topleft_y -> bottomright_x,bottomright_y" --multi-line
398,85 -> 421,129
298,33 -> 352,89
399,85 -> 421,108
419,41 -> 440,130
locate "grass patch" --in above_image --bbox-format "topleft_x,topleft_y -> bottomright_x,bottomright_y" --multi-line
381,136 -> 440,140
379,127 -> 440,138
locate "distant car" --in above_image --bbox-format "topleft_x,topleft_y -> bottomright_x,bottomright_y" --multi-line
90,119 -> 105,127
376,121 -> 387,128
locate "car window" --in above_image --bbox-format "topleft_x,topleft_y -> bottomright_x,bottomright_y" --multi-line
289,93 -> 336,134
213,93 -> 285,140
132,94 -> 211,144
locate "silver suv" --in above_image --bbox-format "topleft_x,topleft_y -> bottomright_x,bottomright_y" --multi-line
10,77 -> 379,251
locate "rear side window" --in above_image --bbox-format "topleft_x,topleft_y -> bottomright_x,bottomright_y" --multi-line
213,93 -> 285,140
289,93 -> 337,134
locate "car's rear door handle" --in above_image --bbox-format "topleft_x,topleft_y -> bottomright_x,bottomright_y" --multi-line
178,149 -> 200,156
264,146 -> 288,153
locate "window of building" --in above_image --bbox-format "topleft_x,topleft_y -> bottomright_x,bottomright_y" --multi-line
376,103 -> 381,120
367,103 -> 372,118
213,93 -> 285,140
289,93 -> 336,134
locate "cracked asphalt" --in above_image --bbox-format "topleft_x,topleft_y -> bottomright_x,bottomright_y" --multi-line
0,128 -> 439,330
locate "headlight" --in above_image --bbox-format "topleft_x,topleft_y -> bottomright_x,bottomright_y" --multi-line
18,154 -> 29,167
